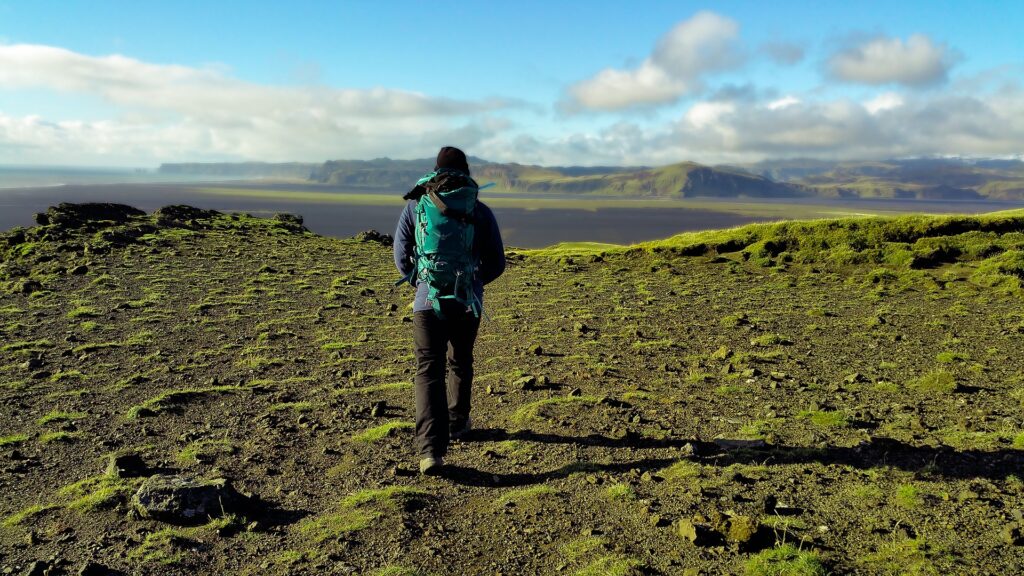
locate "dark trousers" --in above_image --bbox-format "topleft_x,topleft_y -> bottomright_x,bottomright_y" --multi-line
413,304 -> 480,458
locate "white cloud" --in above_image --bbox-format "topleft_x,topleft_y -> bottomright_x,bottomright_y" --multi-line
480,85 -> 1024,166
766,96 -> 801,110
0,43 -> 518,163
565,11 -> 741,111
863,92 -> 904,114
828,34 -> 955,87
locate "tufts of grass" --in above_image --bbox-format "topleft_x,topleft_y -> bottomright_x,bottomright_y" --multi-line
511,395 -> 601,424
177,439 -> 237,465
57,474 -> 137,511
334,381 -> 411,395
129,516 -> 239,566
745,544 -> 827,576
298,487 -> 425,544
604,483 -> 637,501
893,483 -> 923,509
797,410 -> 848,428
935,351 -> 969,364
0,433 -> 30,447
493,485 -> 558,509
908,370 -> 957,394
351,421 -> 414,443
37,410 -> 88,426
372,567 -> 424,576
750,333 -> 791,347
126,384 -> 249,419
860,536 -> 942,575
1,339 -> 54,353
39,431 -> 82,444
66,306 -> 101,319
2,503 -> 60,527
560,536 -> 608,561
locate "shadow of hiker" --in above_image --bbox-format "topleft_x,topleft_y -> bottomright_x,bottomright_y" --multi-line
448,428 -> 1024,484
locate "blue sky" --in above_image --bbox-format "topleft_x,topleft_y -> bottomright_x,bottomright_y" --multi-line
1,0 -> 1022,166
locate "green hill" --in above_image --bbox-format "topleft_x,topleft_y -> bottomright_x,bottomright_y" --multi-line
2,204 -> 1023,574
164,156 -> 1024,201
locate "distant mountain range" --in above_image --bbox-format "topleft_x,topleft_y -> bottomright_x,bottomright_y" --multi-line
158,156 -> 1024,200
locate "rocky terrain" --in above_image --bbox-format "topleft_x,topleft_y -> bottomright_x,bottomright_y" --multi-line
1,203 -> 1023,575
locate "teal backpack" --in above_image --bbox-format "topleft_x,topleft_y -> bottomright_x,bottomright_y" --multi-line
396,169 -> 483,318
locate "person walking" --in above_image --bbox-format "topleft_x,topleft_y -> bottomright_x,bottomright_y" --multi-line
394,146 -> 506,475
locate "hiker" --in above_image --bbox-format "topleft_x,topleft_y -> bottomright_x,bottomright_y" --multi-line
394,146 -> 506,475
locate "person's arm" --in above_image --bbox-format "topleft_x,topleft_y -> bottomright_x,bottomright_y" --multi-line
394,201 -> 416,277
476,203 -> 505,285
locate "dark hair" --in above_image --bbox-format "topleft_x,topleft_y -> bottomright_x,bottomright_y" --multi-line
435,146 -> 470,174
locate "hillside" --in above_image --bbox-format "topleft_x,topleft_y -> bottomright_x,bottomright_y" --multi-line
2,204 -> 1023,575
163,157 -> 1024,201
737,158 -> 1024,200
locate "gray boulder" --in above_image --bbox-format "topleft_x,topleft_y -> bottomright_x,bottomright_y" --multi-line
131,475 -> 248,524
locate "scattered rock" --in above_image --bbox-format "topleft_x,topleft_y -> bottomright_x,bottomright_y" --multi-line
677,518 -> 716,546
568,387 -> 582,397
43,203 -> 145,230
725,515 -> 758,544
1002,522 -> 1023,546
77,562 -> 114,576
151,205 -> 222,230
272,213 -> 305,231
106,454 -> 148,478
530,345 -> 544,355
69,265 -> 89,276
370,401 -> 387,417
845,373 -> 868,384
352,230 -> 393,246
18,279 -> 43,294
131,475 -> 249,524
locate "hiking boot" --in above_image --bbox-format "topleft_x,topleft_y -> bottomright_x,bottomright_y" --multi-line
450,417 -> 472,441
419,456 -> 444,476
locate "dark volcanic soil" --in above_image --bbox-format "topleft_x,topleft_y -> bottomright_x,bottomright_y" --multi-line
0,205 -> 1023,575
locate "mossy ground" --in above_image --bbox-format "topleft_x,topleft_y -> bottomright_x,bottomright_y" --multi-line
1,207 -> 1023,574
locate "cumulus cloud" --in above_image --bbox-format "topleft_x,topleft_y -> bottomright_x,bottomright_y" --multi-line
479,85 -> 1024,166
828,34 -> 955,87
0,43 -> 518,163
564,11 -> 742,111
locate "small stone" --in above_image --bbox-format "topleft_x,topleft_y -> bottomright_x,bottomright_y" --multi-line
531,345 -> 544,355
568,388 -> 582,397
77,562 -> 112,576
678,519 -> 698,542
26,530 -> 39,546
106,454 -> 148,478
370,401 -> 386,417
1001,523 -> 1024,546
726,515 -> 758,544
649,514 -> 669,527
485,384 -> 495,395
24,561 -> 47,576
69,265 -> 88,276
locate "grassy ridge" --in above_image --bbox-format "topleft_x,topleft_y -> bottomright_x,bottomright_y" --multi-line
524,209 -> 1024,295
